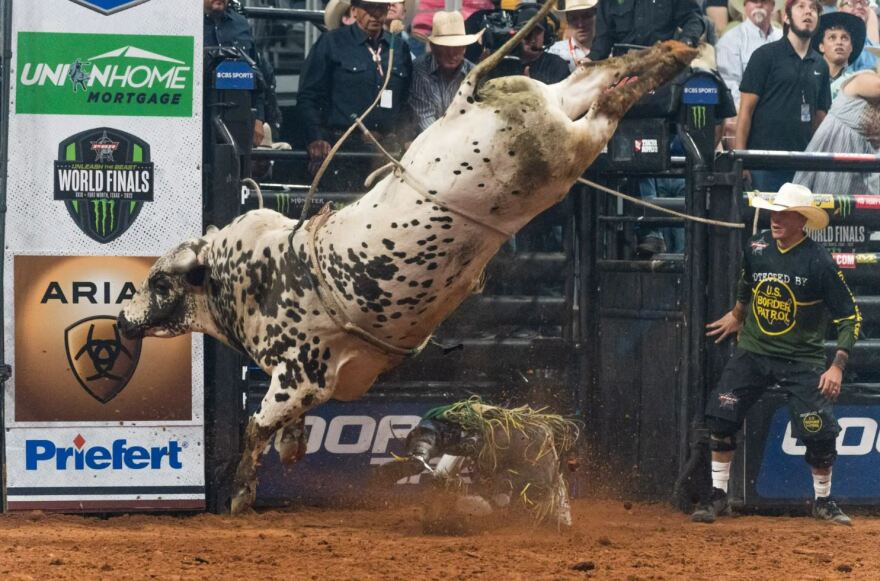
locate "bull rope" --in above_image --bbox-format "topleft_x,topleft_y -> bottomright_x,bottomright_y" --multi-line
576,178 -> 745,229
241,177 -> 263,209
304,207 -> 432,358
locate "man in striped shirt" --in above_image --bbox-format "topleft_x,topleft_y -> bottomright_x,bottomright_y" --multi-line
408,11 -> 483,133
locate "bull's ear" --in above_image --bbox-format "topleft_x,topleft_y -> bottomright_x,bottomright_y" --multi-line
185,265 -> 208,287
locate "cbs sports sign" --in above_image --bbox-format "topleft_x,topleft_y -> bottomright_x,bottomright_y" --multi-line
3,0 -> 204,512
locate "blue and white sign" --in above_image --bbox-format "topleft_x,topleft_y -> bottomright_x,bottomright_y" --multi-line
682,74 -> 719,105
756,405 -> 880,500
215,60 -> 256,90
255,400 -> 443,502
68,0 -> 152,15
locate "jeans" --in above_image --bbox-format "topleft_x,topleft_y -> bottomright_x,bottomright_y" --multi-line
639,177 -> 686,253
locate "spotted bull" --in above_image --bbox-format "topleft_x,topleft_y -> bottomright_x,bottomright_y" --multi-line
119,28 -> 695,513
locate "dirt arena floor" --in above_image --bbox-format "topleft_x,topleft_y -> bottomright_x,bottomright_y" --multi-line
0,498 -> 877,580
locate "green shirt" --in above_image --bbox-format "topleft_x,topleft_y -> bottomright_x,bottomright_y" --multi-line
736,231 -> 861,364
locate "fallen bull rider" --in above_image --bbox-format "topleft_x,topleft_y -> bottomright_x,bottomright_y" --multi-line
374,397 -> 580,529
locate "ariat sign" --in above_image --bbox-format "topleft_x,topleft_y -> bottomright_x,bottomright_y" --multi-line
26,435 -> 184,471
16,32 -> 194,117
13,256 -> 193,422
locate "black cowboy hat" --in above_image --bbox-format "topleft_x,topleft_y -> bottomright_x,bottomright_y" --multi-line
514,3 -> 560,33
812,11 -> 866,65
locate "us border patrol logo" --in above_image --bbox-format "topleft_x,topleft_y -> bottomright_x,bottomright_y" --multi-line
54,127 -> 154,243
67,0 -> 152,15
801,412 -> 823,433
65,315 -> 142,403
752,278 -> 797,335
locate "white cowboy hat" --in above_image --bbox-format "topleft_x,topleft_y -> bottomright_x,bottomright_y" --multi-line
556,0 -> 599,12
324,0 -> 351,30
729,0 -> 785,18
325,0 -> 416,30
428,11 -> 484,46
751,183 -> 830,230
359,0 -> 416,13
555,0 -> 598,12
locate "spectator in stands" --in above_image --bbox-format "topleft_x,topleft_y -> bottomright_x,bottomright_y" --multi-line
838,0 -> 879,70
548,0 -> 598,71
488,3 -> 570,84
814,12 -> 866,99
588,0 -> 704,61
794,50 -> 880,194
691,183 -> 860,526
717,0 -> 783,149
297,0 -> 413,176
204,0 -> 275,147
386,0 -> 418,56
409,11 -> 483,133
411,0 -> 495,43
736,0 -> 831,192
706,0 -> 735,38
717,0 -> 783,108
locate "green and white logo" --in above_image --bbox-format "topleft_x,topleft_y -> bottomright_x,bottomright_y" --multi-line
16,32 -> 194,117
55,127 -> 154,243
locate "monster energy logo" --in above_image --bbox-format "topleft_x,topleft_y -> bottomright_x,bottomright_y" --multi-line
55,127 -> 154,244
91,199 -> 116,237
275,192 -> 292,215
691,106 -> 707,129
835,194 -> 853,218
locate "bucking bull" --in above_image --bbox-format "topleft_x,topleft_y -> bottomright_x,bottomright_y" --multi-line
118,2 -> 696,513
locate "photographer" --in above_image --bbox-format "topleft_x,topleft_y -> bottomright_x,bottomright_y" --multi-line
485,3 -> 571,83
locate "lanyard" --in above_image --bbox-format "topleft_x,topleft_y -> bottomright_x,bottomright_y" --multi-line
568,38 -> 582,62
366,44 -> 384,78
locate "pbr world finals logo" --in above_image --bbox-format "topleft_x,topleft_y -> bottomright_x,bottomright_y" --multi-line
54,127 -> 154,243
64,314 -> 142,403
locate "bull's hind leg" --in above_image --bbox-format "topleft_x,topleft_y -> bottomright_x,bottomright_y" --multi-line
230,363 -> 328,514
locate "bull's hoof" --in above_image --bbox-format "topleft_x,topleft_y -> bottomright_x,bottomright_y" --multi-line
230,488 -> 256,515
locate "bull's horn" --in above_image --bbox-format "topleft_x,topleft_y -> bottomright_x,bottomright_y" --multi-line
169,247 -> 199,274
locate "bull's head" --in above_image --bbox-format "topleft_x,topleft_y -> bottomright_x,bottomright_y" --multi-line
118,227 -> 220,341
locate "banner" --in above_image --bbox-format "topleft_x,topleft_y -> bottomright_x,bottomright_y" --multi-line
756,405 -> 880,501
255,400 -> 443,503
3,0 -> 204,511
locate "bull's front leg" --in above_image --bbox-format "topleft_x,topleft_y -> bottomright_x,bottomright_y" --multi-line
274,417 -> 307,465
230,362 -> 327,514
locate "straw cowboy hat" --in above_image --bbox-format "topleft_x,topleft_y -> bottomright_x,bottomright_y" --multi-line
729,0 -> 785,17
751,183 -> 830,230
428,11 -> 484,46
812,12 -> 866,66
324,0 -> 351,30
324,0 -> 416,30
555,0 -> 598,13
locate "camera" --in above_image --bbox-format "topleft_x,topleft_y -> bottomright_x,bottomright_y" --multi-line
474,3 -> 559,52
